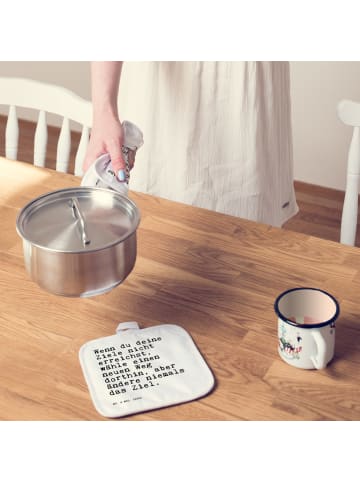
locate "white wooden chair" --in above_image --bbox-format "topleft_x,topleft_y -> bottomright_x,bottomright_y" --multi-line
0,77 -> 92,176
337,99 -> 360,246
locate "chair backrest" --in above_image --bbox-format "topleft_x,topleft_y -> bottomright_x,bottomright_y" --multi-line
0,77 -> 92,176
337,99 -> 360,246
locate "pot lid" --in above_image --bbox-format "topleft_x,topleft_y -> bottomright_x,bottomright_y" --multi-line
16,187 -> 140,253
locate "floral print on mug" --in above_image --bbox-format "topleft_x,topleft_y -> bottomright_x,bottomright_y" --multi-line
278,322 -> 303,360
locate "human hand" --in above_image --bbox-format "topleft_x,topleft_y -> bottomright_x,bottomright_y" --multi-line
83,111 -> 128,181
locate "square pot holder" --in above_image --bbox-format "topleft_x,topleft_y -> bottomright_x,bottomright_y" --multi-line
79,322 -> 215,418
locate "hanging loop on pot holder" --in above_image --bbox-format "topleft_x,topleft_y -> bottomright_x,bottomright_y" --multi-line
116,321 -> 140,333
79,322 -> 215,419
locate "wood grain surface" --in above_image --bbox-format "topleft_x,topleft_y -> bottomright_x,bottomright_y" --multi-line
1,157 -> 360,421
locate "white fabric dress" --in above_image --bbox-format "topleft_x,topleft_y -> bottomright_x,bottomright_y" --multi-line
118,61 -> 298,227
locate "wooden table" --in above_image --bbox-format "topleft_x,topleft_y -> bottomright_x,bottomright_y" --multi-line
1,157 -> 360,421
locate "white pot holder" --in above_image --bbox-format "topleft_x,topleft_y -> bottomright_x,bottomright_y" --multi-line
79,322 -> 215,418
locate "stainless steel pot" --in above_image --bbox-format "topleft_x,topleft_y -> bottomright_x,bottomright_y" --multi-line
16,187 -> 140,297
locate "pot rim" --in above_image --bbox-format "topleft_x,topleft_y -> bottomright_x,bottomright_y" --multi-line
16,186 -> 141,254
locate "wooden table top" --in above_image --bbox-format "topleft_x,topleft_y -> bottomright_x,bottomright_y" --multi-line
1,157 -> 360,421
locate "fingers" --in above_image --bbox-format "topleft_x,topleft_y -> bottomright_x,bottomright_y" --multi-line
82,131 -> 135,182
83,148 -> 106,173
110,146 -> 136,183
108,141 -> 126,182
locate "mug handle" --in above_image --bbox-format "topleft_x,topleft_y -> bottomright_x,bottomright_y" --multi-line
310,330 -> 327,369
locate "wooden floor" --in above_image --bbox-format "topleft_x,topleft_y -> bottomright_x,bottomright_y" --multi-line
284,181 -> 360,246
1,115 -> 359,246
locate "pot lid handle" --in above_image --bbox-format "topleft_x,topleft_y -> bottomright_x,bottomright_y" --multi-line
70,197 -> 90,247
116,321 -> 140,333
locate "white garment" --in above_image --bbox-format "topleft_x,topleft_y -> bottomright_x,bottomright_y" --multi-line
118,61 -> 298,227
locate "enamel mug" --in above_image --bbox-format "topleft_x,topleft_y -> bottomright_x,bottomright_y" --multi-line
274,287 -> 340,369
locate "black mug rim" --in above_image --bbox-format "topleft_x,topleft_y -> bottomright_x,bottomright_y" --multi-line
274,287 -> 340,329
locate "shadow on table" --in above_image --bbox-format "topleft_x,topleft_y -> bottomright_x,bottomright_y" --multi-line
326,317 -> 360,378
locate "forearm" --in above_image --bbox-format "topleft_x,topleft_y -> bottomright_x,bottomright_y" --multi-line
91,61 -> 123,118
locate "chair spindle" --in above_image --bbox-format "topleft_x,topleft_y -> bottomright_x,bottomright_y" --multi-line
5,105 -> 19,160
56,117 -> 71,173
74,125 -> 90,177
34,110 -> 48,167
